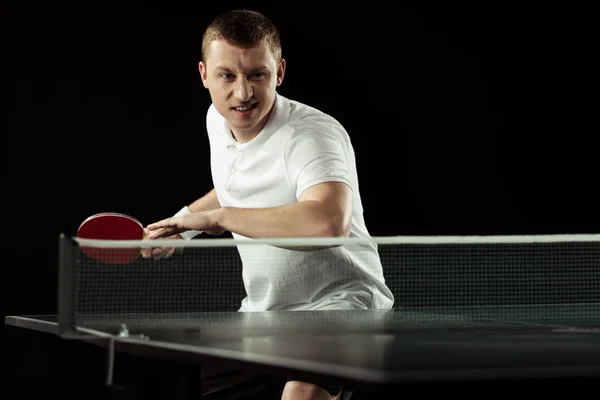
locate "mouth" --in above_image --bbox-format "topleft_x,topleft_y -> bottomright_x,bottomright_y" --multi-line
231,103 -> 258,114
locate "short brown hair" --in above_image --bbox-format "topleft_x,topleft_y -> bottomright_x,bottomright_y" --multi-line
201,10 -> 282,63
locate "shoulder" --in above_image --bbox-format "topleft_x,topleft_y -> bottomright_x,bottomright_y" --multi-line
279,95 -> 351,144
284,96 -> 343,129
206,103 -> 221,125
204,103 -> 227,140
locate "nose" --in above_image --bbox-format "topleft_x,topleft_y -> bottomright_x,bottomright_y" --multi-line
234,77 -> 253,102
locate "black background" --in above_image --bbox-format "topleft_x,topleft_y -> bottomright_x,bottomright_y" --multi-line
3,1 -> 598,333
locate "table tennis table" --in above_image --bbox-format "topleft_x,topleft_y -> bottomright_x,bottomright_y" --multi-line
5,303 -> 600,399
7,233 -> 600,398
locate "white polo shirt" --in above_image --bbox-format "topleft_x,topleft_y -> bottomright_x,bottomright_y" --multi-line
206,93 -> 394,312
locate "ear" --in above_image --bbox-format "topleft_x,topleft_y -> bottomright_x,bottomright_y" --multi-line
198,61 -> 209,88
276,59 -> 286,87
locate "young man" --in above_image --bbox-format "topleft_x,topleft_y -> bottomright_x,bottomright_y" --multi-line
144,9 -> 394,400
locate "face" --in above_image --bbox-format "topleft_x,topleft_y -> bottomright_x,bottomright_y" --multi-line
199,39 -> 285,143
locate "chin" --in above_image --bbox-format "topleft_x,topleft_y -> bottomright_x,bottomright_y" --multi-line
232,111 -> 262,124
233,122 -> 260,133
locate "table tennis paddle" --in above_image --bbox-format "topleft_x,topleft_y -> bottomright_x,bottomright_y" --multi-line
77,212 -> 145,264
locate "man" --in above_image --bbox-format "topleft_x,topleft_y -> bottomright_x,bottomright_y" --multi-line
144,9 -> 394,400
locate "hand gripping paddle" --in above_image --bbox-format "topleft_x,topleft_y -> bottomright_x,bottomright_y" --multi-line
77,212 -> 145,264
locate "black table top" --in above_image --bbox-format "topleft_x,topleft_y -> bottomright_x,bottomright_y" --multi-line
6,305 -> 600,385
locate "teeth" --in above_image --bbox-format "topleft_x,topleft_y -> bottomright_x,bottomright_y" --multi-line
235,105 -> 252,111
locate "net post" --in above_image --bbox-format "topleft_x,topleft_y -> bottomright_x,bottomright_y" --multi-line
57,233 -> 77,336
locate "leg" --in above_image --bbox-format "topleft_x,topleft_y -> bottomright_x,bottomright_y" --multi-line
281,380 -> 342,400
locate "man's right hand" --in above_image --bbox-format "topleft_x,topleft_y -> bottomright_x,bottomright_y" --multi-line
140,227 -> 182,260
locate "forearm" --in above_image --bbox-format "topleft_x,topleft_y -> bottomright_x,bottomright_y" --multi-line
214,200 -> 350,239
187,189 -> 221,212
174,189 -> 221,240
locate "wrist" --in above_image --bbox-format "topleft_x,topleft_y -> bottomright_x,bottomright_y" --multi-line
210,207 -> 225,231
174,205 -> 203,241
174,205 -> 191,217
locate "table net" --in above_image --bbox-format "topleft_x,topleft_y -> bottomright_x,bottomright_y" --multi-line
57,234 -> 600,331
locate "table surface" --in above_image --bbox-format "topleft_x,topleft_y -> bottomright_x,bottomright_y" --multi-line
5,304 -> 600,386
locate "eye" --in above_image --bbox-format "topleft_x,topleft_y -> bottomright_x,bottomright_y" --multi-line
219,73 -> 234,79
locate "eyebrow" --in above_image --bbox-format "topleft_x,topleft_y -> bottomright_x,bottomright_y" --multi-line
214,65 -> 269,74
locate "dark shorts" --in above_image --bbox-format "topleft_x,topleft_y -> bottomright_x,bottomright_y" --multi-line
201,367 -> 344,398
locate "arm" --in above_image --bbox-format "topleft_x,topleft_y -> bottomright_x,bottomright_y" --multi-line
187,188 -> 221,213
216,181 -> 352,239
146,181 -> 353,242
173,188 -> 224,238
141,189 -> 221,259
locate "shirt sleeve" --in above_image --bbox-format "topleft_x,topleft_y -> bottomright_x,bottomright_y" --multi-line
284,128 -> 352,199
